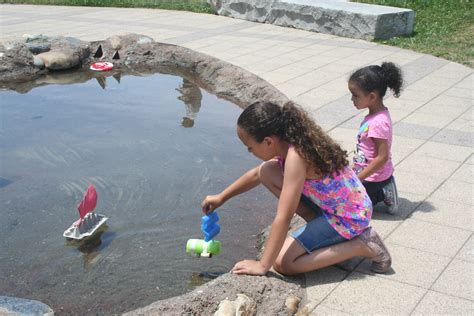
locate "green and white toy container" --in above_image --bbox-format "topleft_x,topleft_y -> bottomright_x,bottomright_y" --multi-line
186,239 -> 221,258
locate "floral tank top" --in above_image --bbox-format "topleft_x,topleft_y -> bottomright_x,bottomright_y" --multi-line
278,157 -> 372,239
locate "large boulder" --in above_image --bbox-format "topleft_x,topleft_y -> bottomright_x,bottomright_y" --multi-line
0,35 -> 90,83
0,40 -> 44,83
36,36 -> 90,70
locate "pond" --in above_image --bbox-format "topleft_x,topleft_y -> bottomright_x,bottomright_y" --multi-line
0,69 -> 276,314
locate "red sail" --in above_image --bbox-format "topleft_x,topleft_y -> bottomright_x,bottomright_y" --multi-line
77,184 -> 97,219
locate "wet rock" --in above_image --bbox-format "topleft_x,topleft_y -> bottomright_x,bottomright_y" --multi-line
215,293 -> 257,316
0,40 -> 43,83
0,296 -> 54,316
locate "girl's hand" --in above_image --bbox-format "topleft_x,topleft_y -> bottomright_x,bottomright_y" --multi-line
230,259 -> 268,275
201,194 -> 223,214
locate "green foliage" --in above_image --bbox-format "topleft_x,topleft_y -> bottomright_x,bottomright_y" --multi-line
0,0 -> 214,13
355,0 -> 474,67
3,0 -> 473,65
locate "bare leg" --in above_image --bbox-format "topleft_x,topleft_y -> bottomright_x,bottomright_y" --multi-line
258,160 -> 315,222
258,160 -> 379,275
274,236 -> 376,275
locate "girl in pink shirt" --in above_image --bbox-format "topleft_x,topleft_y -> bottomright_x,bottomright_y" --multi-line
349,62 -> 404,214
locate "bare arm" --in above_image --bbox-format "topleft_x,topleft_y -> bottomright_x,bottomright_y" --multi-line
201,165 -> 261,214
357,137 -> 389,181
231,149 -> 306,274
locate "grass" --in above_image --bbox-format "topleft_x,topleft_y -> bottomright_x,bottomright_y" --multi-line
2,0 -> 473,66
0,0 -> 214,13
355,0 -> 474,67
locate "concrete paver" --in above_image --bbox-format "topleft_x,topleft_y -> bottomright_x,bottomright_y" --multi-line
411,197 -> 474,230
323,272 -> 427,314
356,243 -> 452,288
432,259 -> 473,301
1,4 -> 472,315
413,291 -> 474,315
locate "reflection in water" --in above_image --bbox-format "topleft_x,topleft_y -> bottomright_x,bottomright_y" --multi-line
0,70 -> 273,314
187,266 -> 227,289
112,73 -> 121,84
95,76 -> 107,90
176,79 -> 202,128
65,225 -> 114,270
0,177 -> 13,188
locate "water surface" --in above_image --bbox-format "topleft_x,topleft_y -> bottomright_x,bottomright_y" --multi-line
0,70 -> 276,314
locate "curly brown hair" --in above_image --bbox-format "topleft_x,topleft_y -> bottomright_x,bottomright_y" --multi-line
237,101 -> 348,174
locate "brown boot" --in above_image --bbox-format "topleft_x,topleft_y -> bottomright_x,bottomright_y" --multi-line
357,227 -> 392,273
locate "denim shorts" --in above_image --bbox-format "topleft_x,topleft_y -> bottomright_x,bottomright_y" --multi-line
290,195 -> 347,253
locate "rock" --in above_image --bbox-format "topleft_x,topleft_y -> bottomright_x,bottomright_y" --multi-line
209,0 -> 414,40
285,294 -> 301,315
295,303 -> 312,316
0,40 -> 43,83
106,33 -> 154,54
215,299 -> 236,315
0,34 -> 91,83
25,34 -> 51,54
125,273 -> 303,315
36,50 -> 81,70
33,35 -> 90,70
108,35 -> 122,50
33,55 -> 45,68
0,296 -> 54,316
215,294 -> 257,316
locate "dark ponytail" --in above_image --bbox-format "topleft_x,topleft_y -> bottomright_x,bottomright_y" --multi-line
349,61 -> 404,98
238,101 -> 348,174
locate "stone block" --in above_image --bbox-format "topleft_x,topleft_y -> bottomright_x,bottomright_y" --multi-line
209,0 -> 414,40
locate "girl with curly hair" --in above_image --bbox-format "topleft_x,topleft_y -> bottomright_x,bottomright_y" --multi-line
201,101 -> 391,276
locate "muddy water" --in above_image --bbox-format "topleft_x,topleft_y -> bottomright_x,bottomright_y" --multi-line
0,71 -> 276,314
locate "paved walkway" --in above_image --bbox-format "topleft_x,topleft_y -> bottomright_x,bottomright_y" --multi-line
1,4 -> 472,315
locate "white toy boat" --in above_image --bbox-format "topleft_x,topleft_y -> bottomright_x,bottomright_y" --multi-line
63,184 -> 108,240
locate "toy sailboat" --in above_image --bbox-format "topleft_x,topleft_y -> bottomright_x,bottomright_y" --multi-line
63,184 -> 108,240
